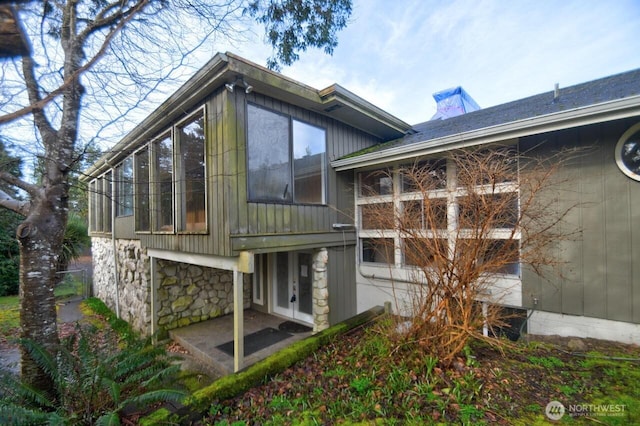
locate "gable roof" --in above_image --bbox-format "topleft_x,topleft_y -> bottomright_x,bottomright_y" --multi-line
333,68 -> 640,171
83,52 -> 412,179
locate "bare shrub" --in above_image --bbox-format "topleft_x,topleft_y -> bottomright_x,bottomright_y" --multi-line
361,146 -> 578,364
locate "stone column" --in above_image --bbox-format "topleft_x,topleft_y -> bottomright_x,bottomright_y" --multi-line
312,248 -> 330,333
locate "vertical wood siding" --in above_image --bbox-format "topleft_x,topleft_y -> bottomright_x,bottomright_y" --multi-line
522,118 -> 640,324
328,245 -> 357,324
139,88 -> 381,257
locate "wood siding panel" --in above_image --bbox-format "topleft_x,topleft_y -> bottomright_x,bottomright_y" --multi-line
580,136 -> 607,319
558,129 -> 584,316
521,118 -> 640,324
602,132 -> 633,322
139,90 -> 380,257
231,93 -> 381,240
328,245 -> 357,324
631,174 -> 640,323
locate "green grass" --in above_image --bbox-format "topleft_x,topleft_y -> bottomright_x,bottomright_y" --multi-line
0,295 -> 19,336
54,276 -> 84,299
0,277 -> 84,338
201,318 -> 640,425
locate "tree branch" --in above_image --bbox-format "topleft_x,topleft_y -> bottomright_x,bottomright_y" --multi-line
0,170 -> 40,197
0,0 -> 150,127
20,50 -> 57,142
0,187 -> 30,217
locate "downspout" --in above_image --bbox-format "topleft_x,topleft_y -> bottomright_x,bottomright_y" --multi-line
109,163 -> 120,317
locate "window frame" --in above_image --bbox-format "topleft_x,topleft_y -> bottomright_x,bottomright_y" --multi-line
615,122 -> 640,181
151,130 -> 175,234
134,144 -> 151,233
116,156 -> 134,217
246,103 -> 328,205
175,107 -> 208,234
356,151 -> 521,276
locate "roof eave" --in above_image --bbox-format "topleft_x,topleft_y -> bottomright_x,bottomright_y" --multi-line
332,95 -> 640,171
83,52 -> 411,180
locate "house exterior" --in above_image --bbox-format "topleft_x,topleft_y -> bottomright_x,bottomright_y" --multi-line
83,52 -> 411,370
84,52 -> 640,368
334,69 -> 640,344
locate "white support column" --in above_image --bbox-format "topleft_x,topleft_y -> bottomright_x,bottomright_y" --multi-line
150,257 -> 158,338
233,267 -> 244,372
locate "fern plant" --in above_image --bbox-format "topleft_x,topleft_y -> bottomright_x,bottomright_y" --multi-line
0,325 -> 185,425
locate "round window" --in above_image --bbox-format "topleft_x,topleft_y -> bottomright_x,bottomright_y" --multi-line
615,123 -> 640,181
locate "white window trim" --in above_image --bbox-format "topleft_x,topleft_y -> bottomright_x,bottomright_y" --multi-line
356,156 -> 521,276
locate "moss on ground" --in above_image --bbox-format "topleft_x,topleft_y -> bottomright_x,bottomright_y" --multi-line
140,306 -> 384,425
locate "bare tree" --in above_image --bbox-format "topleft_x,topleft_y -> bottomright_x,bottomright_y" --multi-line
361,146 -> 578,365
0,0 -> 352,392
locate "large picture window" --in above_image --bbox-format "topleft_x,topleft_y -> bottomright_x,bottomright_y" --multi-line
177,111 -> 206,232
247,104 -> 326,204
116,156 -> 133,217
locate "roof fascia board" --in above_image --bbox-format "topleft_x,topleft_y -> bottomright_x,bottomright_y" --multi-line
83,53 -> 230,179
84,52 -> 411,179
333,95 -> 640,171
319,84 -> 413,134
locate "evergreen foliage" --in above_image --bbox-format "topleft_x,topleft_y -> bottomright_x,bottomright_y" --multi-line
0,210 -> 20,296
0,141 -> 22,297
0,325 -> 185,425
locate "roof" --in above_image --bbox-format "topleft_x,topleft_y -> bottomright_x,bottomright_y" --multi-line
333,68 -> 640,170
83,52 -> 412,179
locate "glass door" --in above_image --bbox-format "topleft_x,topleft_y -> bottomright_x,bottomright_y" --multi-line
272,251 -> 314,324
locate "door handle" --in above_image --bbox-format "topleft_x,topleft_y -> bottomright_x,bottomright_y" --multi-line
290,294 -> 297,303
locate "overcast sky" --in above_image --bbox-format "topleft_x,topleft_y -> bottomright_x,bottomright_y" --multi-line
205,0 -> 640,125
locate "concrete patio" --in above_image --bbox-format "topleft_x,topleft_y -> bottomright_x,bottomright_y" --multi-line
169,310 -> 312,375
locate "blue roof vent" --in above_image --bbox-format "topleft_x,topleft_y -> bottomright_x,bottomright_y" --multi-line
430,86 -> 480,120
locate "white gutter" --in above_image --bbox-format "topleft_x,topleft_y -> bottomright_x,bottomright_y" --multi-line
333,95 -> 640,171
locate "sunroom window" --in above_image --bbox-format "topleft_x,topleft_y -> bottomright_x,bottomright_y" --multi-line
116,157 -> 133,217
359,169 -> 392,196
247,104 -> 326,204
177,111 -> 206,232
154,134 -> 174,232
103,171 -> 112,232
135,147 -> 150,232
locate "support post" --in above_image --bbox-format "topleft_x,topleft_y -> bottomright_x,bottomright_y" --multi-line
150,257 -> 157,339
233,267 -> 244,372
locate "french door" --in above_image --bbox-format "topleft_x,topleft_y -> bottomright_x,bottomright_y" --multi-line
272,251 -> 313,324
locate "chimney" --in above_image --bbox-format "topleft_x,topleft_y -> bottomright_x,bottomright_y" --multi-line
430,86 -> 480,120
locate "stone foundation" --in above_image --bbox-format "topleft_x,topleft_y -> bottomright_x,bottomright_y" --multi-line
91,237 -> 151,334
91,237 -> 251,336
155,259 -> 251,330
91,237 -> 116,309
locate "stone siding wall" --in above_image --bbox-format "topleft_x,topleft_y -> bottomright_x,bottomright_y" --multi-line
312,248 -> 330,333
156,259 -> 251,330
91,237 -> 116,309
91,238 -> 151,334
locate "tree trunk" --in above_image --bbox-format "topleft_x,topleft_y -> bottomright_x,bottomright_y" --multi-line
18,187 -> 67,394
